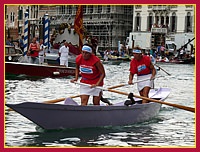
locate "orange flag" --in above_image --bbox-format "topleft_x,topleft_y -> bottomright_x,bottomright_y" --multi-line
74,5 -> 83,53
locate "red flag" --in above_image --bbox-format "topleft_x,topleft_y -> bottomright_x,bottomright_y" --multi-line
74,5 -> 83,53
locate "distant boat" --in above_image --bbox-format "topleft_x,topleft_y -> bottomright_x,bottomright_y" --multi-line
5,62 -> 76,78
5,45 -> 23,62
156,57 -> 194,64
108,55 -> 131,61
101,60 -> 122,65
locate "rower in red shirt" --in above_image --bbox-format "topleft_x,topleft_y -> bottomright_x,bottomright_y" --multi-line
128,46 -> 156,104
71,44 -> 105,105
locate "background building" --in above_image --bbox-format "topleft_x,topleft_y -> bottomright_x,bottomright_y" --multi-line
132,5 -> 194,37
39,5 -> 133,51
5,4 -> 195,51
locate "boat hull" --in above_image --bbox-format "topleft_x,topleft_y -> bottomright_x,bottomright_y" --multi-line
6,88 -> 170,130
5,62 -> 76,78
156,58 -> 194,64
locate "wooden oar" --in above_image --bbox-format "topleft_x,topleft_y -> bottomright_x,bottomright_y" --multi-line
154,64 -> 171,76
35,83 -> 132,105
43,78 -> 155,104
43,77 -> 160,105
102,76 -> 163,89
7,77 -> 163,111
107,89 -> 195,113
74,82 -> 195,113
43,95 -> 80,104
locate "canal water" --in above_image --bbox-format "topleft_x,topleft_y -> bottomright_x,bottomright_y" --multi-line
5,62 -> 195,147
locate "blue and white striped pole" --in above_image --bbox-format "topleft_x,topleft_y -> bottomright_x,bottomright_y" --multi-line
44,14 -> 49,49
23,12 -> 29,54
118,40 -> 121,55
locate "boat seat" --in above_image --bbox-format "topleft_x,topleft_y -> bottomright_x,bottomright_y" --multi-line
64,98 -> 79,105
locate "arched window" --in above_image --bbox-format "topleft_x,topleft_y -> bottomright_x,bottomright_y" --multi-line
155,13 -> 159,25
161,14 -> 164,26
147,13 -> 153,31
135,13 -> 141,31
10,12 -> 15,23
171,12 -> 177,32
33,5 -> 38,18
166,15 -> 169,25
165,15 -> 169,31
18,6 -> 23,20
186,12 -> 192,32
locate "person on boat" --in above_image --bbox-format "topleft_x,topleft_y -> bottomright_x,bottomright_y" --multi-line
38,39 -> 46,64
70,44 -> 106,106
27,37 -> 40,64
6,37 -> 14,46
163,56 -> 169,62
128,47 -> 156,104
18,35 -> 24,51
59,41 -> 69,67
160,42 -> 166,57
179,47 -> 185,59
104,49 -> 110,61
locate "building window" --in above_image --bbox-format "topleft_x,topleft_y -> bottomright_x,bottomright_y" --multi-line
171,12 -> 177,32
186,12 -> 192,32
18,6 -> 23,20
88,5 -> 93,14
10,12 -> 15,23
124,6 -> 131,14
30,6 -> 38,18
106,5 -> 110,13
161,16 -> 164,26
59,6 -> 66,14
98,5 -> 102,13
155,15 -> 159,24
165,15 -> 169,30
33,5 -> 38,18
67,5 -> 72,14
83,6 -> 86,14
135,5 -> 142,9
135,13 -> 141,31
166,16 -> 169,25
26,7 -> 29,16
148,13 -> 153,31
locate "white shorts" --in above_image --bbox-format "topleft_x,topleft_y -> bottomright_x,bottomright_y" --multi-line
80,85 -> 102,96
60,59 -> 68,67
137,74 -> 154,91
39,56 -> 44,64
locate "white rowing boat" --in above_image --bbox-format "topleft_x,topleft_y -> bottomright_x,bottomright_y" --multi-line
6,88 -> 170,130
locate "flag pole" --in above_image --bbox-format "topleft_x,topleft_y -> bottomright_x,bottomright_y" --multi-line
74,5 -> 84,53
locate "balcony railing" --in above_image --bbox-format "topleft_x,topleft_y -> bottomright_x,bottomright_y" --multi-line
152,5 -> 170,11
151,27 -> 167,34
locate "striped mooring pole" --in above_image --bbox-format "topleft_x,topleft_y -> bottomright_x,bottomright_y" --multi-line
118,40 -> 121,54
23,12 -> 29,53
44,14 -> 50,49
